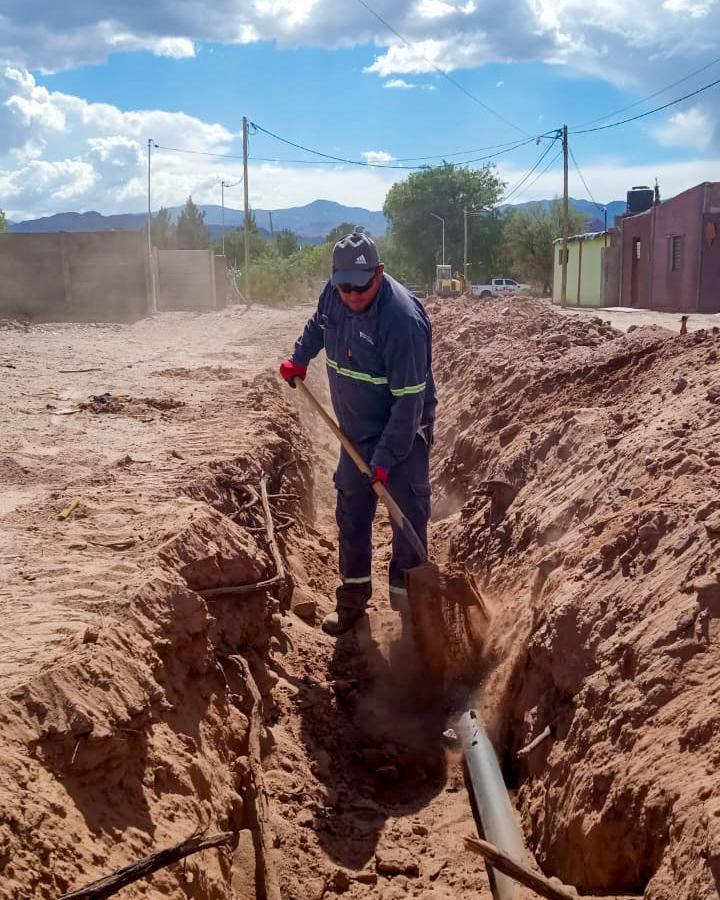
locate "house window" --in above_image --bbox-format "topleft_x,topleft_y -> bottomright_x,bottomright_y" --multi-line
671,236 -> 683,272
633,238 -> 641,260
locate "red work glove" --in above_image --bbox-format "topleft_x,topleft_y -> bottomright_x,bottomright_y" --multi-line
370,466 -> 389,487
279,358 -> 307,387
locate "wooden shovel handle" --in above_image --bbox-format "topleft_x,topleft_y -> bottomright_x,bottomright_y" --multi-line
293,377 -> 426,560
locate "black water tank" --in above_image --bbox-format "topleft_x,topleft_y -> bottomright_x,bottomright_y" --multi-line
627,185 -> 654,214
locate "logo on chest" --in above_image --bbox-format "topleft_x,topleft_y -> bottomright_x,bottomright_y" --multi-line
358,331 -> 375,345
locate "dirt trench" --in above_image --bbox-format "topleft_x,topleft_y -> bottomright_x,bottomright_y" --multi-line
2,299 -> 717,899
428,297 -> 720,899
0,308 -> 492,900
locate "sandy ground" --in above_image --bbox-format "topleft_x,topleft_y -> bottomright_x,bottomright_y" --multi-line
0,296 -> 706,899
0,306 -> 311,690
0,305 -> 500,900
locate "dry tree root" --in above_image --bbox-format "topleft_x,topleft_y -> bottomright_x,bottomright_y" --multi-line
58,831 -> 237,900
225,654 -> 282,900
200,475 -> 287,599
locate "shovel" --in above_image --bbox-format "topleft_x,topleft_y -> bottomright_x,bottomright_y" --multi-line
291,377 -> 489,683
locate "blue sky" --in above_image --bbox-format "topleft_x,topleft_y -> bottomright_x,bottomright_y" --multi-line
1,1 -> 719,219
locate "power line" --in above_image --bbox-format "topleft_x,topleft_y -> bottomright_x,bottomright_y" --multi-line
354,0 -> 531,137
250,122 -> 539,168
574,54 -> 720,129
501,137 -> 559,204
572,74 -> 720,134
249,123 -> 418,169
569,147 -> 604,213
393,136 -> 543,162
508,147 -> 563,202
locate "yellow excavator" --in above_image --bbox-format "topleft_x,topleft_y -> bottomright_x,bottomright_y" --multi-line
434,264 -> 463,298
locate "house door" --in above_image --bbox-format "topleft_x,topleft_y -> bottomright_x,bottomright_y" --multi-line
699,215 -> 720,313
630,238 -> 641,306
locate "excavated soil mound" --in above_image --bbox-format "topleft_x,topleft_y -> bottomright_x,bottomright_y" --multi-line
428,296 -> 720,898
80,395 -> 186,415
0,375 -> 314,899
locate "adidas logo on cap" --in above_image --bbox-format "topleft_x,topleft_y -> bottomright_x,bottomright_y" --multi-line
355,254 -> 367,265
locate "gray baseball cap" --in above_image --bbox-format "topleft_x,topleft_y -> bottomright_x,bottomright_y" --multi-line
331,232 -> 380,287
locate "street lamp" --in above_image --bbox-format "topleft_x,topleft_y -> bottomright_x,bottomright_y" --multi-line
221,180 -> 240,257
430,213 -> 445,266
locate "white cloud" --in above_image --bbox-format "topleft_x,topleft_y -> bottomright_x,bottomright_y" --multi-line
152,38 -> 197,59
0,67 -> 397,219
663,0 -> 716,16
0,66 -> 716,222
652,107 -> 712,149
0,0 -> 718,141
361,150 -> 395,164
496,80 -> 504,87
383,77 -> 436,90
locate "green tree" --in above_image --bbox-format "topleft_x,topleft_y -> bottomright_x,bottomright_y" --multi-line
150,207 -> 175,248
325,222 -> 358,245
220,219 -> 270,269
0,209 -> 6,233
383,164 -> 505,284
274,228 -> 301,258
503,200 -> 588,293
175,196 -> 208,249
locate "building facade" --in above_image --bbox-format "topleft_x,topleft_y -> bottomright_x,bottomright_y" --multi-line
552,231 -> 609,307
619,182 -> 720,313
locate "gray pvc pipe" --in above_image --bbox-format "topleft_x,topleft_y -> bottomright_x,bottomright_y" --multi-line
459,710 -> 528,900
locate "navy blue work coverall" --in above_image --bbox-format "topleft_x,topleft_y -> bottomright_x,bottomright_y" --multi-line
291,274 -> 437,612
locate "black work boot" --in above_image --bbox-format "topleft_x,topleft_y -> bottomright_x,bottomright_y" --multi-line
321,583 -> 372,637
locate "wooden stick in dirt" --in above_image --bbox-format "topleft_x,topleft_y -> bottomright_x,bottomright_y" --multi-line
201,475 -> 286,599
464,836 -> 577,900
58,831 -> 236,900
517,724 -> 553,758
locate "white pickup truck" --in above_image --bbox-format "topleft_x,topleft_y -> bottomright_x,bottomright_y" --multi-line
470,277 -> 528,299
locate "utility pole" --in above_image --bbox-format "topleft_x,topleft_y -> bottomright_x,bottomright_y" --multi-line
268,210 -> 275,241
146,138 -> 157,313
242,116 -> 251,303
221,180 -> 226,257
560,124 -> 569,307
603,207 -> 608,249
463,207 -> 468,286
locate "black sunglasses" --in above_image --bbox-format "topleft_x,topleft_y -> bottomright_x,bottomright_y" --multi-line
337,271 -> 377,294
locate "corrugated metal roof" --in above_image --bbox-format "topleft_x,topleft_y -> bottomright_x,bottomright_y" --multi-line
552,231 -> 608,244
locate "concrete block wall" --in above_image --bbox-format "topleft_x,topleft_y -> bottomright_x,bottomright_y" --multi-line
0,231 -> 150,321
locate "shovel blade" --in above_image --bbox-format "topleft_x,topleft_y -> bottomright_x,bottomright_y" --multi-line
406,561 -> 490,683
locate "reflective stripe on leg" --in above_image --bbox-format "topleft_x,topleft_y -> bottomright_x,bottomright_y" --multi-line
344,576 -> 372,585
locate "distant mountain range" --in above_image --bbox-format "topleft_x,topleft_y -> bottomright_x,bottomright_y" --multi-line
6,199 -> 389,243
6,196 -> 626,242
500,197 -> 627,231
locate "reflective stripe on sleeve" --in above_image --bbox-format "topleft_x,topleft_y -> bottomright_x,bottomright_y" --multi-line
390,382 -> 426,397
344,576 -> 372,585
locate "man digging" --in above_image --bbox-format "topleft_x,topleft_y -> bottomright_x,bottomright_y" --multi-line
280,231 -> 436,636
